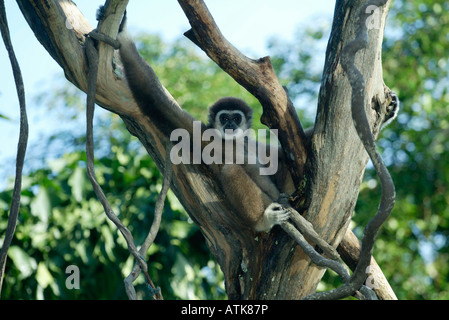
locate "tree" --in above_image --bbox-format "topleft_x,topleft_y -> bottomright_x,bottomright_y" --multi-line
1,0 -> 399,299
356,0 -> 449,299
265,0 -> 449,299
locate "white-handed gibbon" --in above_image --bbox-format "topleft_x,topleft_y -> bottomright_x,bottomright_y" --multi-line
99,8 -> 399,232
113,12 -> 293,232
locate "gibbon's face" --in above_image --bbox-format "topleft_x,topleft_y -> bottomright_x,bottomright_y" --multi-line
215,110 -> 249,140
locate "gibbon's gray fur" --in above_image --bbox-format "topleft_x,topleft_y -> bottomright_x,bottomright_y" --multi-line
206,97 -> 294,232
103,8 -> 293,232
102,8 -> 399,232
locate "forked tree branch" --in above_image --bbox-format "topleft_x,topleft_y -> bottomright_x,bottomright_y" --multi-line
178,0 -> 396,300
177,0 -> 308,188
338,228 -> 397,300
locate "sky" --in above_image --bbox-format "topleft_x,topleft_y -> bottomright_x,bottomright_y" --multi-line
0,0 -> 335,189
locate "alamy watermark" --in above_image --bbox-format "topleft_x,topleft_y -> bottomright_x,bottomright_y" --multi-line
170,121 -> 279,175
65,265 -> 80,290
366,5 -> 382,30
365,266 -> 380,290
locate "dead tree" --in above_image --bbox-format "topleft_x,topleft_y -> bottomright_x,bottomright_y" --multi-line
7,0 -> 398,299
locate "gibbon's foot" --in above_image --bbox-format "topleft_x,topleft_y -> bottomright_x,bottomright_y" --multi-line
383,91 -> 400,127
87,30 -> 121,49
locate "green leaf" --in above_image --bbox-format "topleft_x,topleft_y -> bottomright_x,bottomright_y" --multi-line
8,246 -> 37,279
30,187 -> 51,223
36,262 -> 54,288
0,113 -> 11,121
68,166 -> 85,202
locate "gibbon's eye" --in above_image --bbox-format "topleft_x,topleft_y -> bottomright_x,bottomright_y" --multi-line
219,114 -> 230,124
233,114 -> 242,125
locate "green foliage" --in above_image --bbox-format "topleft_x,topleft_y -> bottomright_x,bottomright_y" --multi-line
0,125 -> 226,299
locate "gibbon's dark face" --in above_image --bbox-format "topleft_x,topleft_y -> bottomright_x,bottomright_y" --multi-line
219,111 -> 243,130
208,97 -> 253,140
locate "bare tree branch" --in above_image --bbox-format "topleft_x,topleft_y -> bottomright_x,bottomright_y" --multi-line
304,0 -> 395,300
282,221 -> 377,300
84,4 -> 164,299
288,209 -> 339,260
124,147 -> 172,300
338,228 -> 397,299
17,0 -> 140,117
0,0 -> 29,296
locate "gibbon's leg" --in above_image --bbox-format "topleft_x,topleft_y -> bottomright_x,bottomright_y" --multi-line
220,164 -> 289,232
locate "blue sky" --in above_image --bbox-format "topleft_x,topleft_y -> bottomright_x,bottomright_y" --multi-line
0,1 -> 335,188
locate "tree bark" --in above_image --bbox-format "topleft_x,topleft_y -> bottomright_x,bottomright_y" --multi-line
15,0 -> 396,299
300,0 -> 394,297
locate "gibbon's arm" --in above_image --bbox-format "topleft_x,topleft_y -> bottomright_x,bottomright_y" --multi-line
117,23 -> 199,136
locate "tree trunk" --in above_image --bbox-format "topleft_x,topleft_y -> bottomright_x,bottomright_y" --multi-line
16,0 -> 395,299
